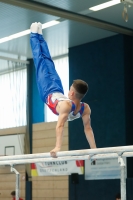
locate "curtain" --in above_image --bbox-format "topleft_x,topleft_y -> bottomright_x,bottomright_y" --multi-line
0,60 -> 27,128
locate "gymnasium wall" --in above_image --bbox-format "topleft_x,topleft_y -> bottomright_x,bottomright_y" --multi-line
28,59 -> 44,124
0,127 -> 26,200
0,165 -> 25,200
32,121 -> 69,200
69,34 -> 133,200
123,36 -> 133,178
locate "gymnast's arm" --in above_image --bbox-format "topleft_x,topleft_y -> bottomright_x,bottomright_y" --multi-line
50,101 -> 71,157
82,104 -> 97,149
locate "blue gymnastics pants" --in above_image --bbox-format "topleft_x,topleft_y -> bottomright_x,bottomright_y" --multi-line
30,33 -> 64,103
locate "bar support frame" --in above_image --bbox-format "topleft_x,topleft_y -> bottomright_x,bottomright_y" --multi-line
11,165 -> 20,200
118,156 -> 126,200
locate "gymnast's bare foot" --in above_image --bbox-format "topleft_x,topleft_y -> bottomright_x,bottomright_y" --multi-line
50,147 -> 61,158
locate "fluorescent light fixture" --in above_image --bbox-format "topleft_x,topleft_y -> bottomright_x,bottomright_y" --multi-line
0,20 -> 60,44
89,0 -> 120,11
42,20 -> 59,29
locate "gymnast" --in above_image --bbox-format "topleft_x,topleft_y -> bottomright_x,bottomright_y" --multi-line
30,22 -> 97,157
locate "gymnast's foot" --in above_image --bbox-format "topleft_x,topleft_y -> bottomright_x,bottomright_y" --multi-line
30,22 -> 38,33
38,22 -> 42,35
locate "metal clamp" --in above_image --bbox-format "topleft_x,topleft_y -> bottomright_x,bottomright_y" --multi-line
118,156 -> 126,167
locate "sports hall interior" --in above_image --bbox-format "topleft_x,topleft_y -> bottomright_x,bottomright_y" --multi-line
0,0 -> 133,200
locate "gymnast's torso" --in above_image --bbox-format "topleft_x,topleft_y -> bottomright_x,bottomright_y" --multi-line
46,92 -> 85,121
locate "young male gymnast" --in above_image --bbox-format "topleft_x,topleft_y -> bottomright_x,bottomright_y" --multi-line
30,22 -> 96,157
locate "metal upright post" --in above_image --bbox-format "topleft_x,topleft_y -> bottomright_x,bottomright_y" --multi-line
118,156 -> 126,200
11,165 -> 20,200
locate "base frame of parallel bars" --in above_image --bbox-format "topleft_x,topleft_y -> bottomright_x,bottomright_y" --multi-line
11,165 -> 20,200
118,156 -> 126,200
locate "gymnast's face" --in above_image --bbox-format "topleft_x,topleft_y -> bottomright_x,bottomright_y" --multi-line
68,85 -> 75,100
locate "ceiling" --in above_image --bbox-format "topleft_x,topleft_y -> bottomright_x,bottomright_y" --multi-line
0,0 -> 133,60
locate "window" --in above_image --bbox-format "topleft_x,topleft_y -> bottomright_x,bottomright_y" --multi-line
45,56 -> 69,122
0,61 -> 27,128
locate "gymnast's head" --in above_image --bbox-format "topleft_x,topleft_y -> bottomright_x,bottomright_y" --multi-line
68,79 -> 88,100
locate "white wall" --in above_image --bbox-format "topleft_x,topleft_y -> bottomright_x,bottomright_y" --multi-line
0,134 -> 24,155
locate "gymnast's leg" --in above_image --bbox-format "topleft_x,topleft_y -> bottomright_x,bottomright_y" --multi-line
37,23 -> 64,90
30,22 -> 64,103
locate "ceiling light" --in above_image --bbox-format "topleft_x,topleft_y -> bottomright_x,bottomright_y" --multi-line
42,20 -> 60,29
0,20 -> 60,44
89,0 -> 120,11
